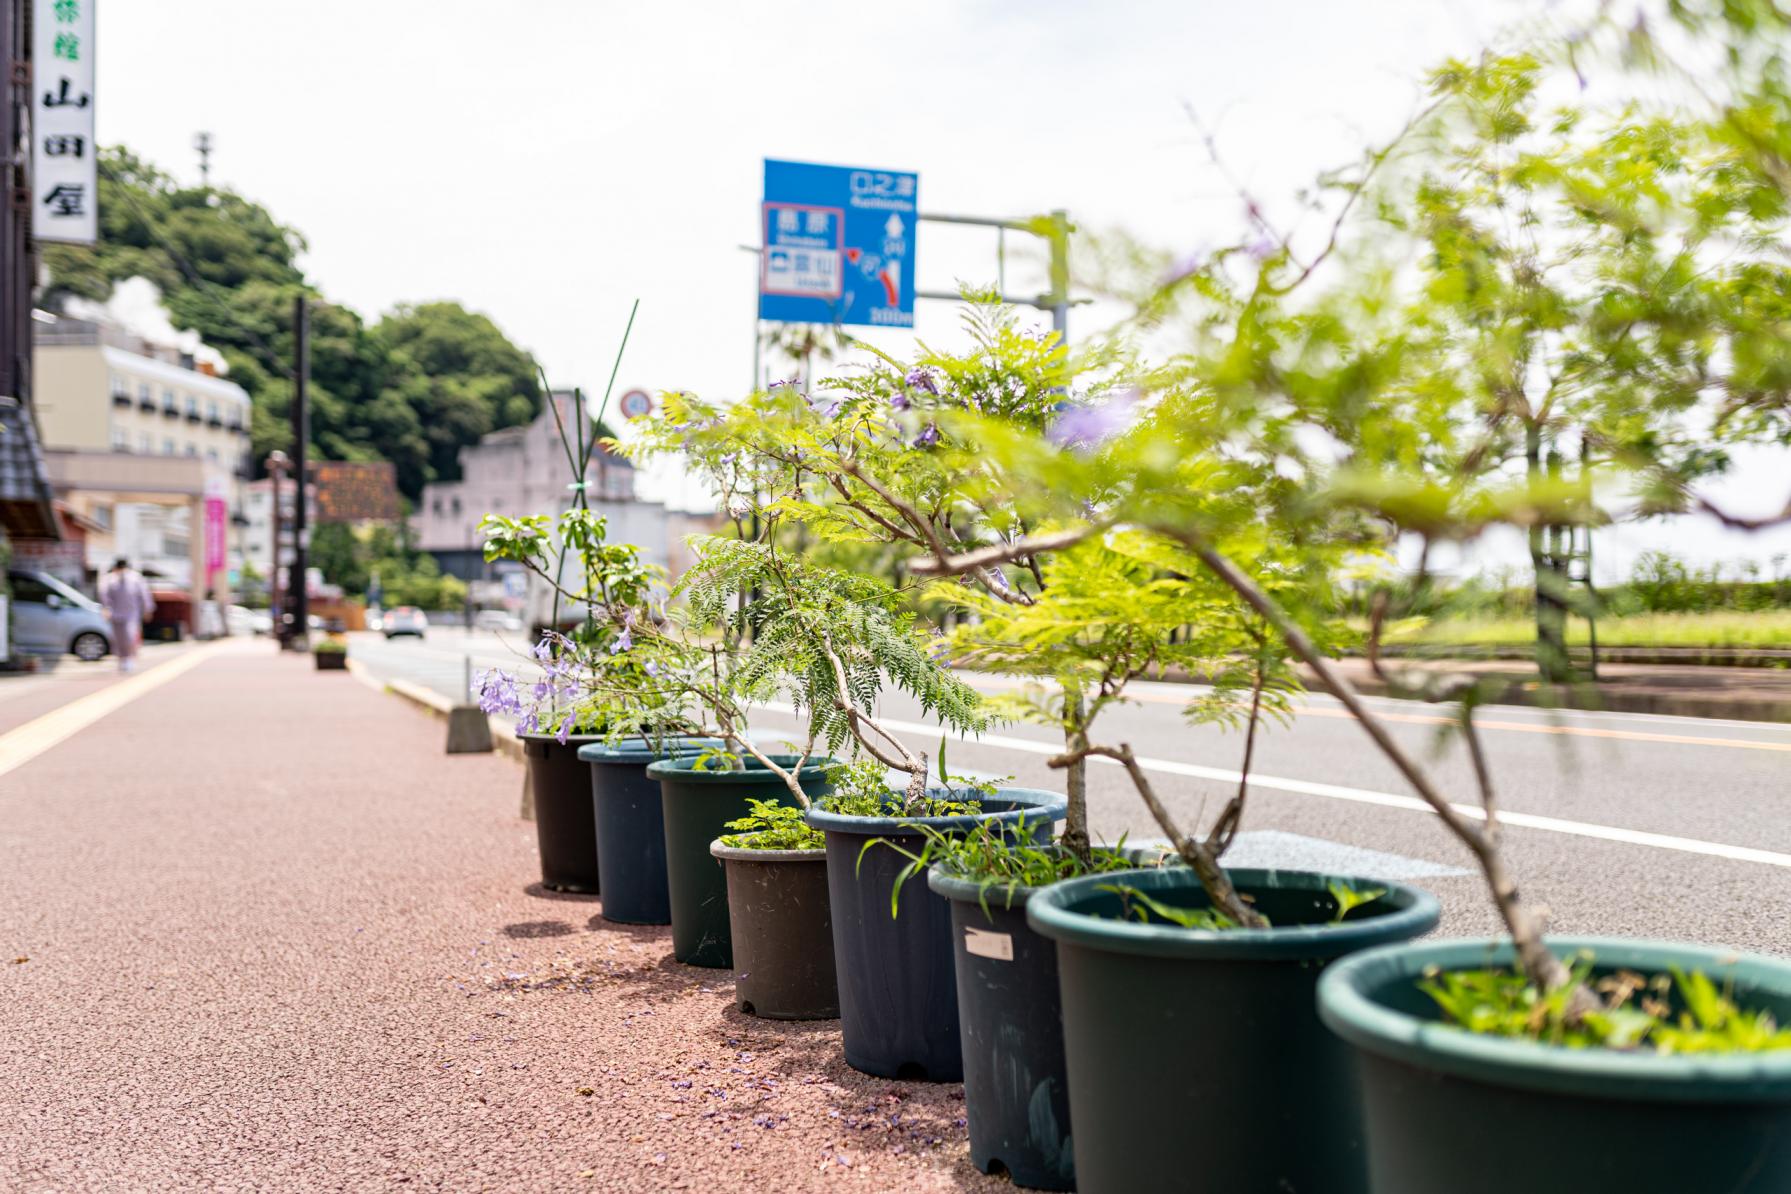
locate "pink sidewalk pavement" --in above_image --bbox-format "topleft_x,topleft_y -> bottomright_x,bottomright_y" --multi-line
1,644 -> 1004,1192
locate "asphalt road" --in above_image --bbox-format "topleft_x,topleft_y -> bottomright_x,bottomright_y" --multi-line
348,628 -> 1791,956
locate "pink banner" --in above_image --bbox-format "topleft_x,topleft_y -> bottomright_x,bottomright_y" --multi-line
204,495 -> 227,579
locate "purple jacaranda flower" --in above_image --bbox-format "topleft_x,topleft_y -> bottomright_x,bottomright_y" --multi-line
808,394 -> 842,419
1244,235 -> 1278,263
1159,252 -> 1204,286
556,711 -> 575,745
888,391 -> 911,412
1048,393 -> 1138,451
904,367 -> 939,395
644,660 -> 660,678
610,613 -> 635,655
912,423 -> 940,449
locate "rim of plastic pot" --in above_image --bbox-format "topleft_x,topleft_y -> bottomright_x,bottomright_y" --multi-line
1027,865 -> 1441,963
710,837 -> 829,864
803,785 -> 1067,838
925,843 -> 1168,910
575,736 -> 728,766
646,755 -> 838,783
518,730 -> 609,744
1318,935 -> 1791,1103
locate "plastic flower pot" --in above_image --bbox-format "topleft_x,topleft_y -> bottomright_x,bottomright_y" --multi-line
926,865 -> 1075,1191
805,788 -> 1066,1082
648,755 -> 834,969
522,732 -> 610,893
1027,866 -> 1440,1194
709,839 -> 838,1020
1318,936 -> 1791,1194
577,737 -> 724,924
313,650 -> 347,670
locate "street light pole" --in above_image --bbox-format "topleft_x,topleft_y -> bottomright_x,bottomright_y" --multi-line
265,449 -> 290,648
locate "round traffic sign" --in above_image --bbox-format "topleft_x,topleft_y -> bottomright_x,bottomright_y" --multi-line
618,389 -> 653,420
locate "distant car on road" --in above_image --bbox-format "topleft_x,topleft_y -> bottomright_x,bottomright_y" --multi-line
226,605 -> 273,637
8,568 -> 112,661
382,606 -> 428,638
473,609 -> 523,634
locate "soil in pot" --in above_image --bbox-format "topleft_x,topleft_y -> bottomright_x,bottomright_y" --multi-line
1319,936 -> 1791,1194
522,732 -> 609,893
805,788 -> 1066,1083
1028,865 -> 1440,1194
710,839 -> 837,1019
649,755 -> 833,968
577,737 -> 724,924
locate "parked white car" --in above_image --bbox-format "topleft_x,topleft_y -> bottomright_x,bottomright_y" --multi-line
9,569 -> 112,661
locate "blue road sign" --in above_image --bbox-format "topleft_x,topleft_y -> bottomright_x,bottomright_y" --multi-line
759,158 -> 918,329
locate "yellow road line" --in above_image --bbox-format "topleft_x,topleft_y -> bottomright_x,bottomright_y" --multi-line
0,645 -> 224,781
958,674 -> 1791,753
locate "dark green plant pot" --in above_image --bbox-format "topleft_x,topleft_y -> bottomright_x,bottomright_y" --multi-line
648,755 -> 833,968
577,737 -> 723,924
927,867 -> 1074,1191
313,650 -> 347,670
1319,936 -> 1791,1194
805,788 -> 1066,1083
523,732 -> 609,893
1028,866 -> 1440,1194
709,840 -> 838,1019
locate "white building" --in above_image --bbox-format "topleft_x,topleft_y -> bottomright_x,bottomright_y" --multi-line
30,312 -> 248,607
416,391 -> 672,580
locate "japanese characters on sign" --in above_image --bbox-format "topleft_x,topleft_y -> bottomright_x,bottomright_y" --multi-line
33,0 -> 96,245
759,159 -> 918,329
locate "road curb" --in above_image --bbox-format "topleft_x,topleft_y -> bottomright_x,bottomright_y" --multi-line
348,660 -> 526,764
1312,672 -> 1791,724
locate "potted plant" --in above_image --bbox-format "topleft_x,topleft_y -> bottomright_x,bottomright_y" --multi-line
708,798 -> 839,1018
312,637 -> 348,670
670,535 -> 1061,1081
911,13 -> 1791,1188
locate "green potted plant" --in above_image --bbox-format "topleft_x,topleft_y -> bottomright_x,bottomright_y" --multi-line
708,799 -> 839,1019
916,13 -> 1791,1188
312,636 -> 348,671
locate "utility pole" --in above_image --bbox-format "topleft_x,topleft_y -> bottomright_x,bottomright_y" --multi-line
289,295 -> 310,649
1,0 -> 31,410
194,131 -> 213,188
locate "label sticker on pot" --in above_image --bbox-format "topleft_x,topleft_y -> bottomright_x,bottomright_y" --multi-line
963,927 -> 1013,961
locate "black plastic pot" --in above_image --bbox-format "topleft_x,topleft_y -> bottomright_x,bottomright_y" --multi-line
709,840 -> 837,1019
805,788 -> 1066,1083
1028,866 -> 1440,1194
313,650 -> 347,670
927,867 -> 1075,1190
1319,936 -> 1791,1194
522,732 -> 609,893
648,755 -> 833,968
577,737 -> 723,924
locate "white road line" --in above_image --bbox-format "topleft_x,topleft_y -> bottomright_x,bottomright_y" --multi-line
753,703 -> 1791,872
0,645 -> 224,782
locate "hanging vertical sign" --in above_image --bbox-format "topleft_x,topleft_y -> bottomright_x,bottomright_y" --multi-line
33,0 -> 96,245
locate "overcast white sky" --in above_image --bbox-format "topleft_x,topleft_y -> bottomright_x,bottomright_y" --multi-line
93,0 -> 1791,580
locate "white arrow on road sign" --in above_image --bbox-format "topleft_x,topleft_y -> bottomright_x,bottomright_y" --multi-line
885,213 -> 905,238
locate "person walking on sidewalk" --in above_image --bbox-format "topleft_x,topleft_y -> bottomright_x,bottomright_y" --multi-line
98,558 -> 155,673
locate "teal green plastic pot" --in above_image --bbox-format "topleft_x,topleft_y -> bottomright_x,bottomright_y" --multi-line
1028,866 -> 1440,1194
647,755 -> 833,969
806,788 -> 1066,1082
1319,936 -> 1791,1194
